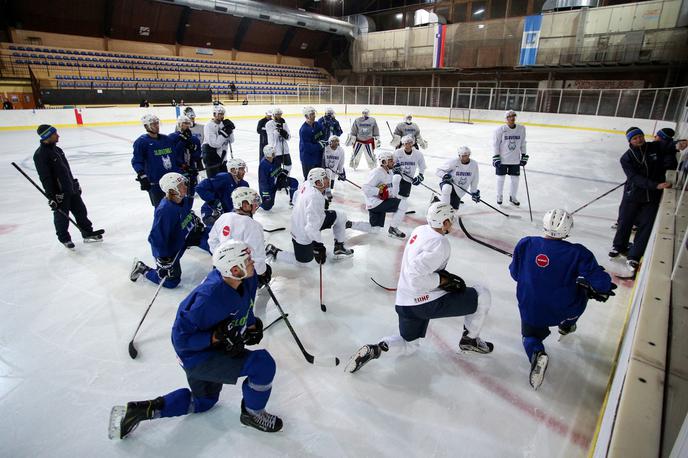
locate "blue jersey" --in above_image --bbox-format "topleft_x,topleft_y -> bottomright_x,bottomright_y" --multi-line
196,173 -> 248,218
169,131 -> 202,169
299,121 -> 326,168
509,236 -> 611,327
318,115 -> 343,138
172,268 -> 258,369
258,158 -> 280,195
131,133 -> 182,183
148,196 -> 196,259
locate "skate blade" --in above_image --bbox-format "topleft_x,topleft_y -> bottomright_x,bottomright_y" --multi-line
334,252 -> 354,260
529,354 -> 549,390
83,238 -> 104,243
108,405 -> 126,440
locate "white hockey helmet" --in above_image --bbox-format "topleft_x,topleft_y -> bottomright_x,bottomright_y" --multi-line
265,109 -> 273,117
543,208 -> 573,239
376,149 -> 394,165
307,167 -> 329,188
457,146 -> 471,157
505,109 -> 517,118
231,187 -> 262,211
263,144 -> 276,158
177,115 -> 192,129
183,107 -> 196,119
213,105 -> 226,116
141,114 -> 159,127
325,107 -> 335,116
302,106 -> 316,117
228,158 -> 247,173
159,172 -> 187,195
426,201 -> 457,229
401,135 -> 415,145
362,107 -> 370,116
272,107 -> 283,116
329,134 -> 340,145
213,240 -> 252,280
404,113 -> 413,123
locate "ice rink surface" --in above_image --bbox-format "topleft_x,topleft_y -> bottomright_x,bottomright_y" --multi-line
0,113 -> 635,457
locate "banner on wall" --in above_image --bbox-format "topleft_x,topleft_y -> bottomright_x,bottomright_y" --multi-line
433,23 -> 447,69
519,15 -> 542,66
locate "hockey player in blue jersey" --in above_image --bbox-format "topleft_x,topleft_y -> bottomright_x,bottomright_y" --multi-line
258,145 -> 298,210
196,158 -> 249,225
299,106 -> 327,179
110,240 -> 283,438
169,115 -> 202,197
132,114 -> 183,207
129,173 -> 208,289
509,209 -> 617,390
318,107 -> 343,140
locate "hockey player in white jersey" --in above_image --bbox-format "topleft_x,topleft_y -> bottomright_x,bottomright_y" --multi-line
362,150 -> 408,239
207,187 -> 273,287
391,114 -> 427,149
493,109 -> 528,205
265,107 -> 292,172
392,135 -> 427,203
202,105 -> 235,177
266,168 -> 367,265
348,108 -> 380,170
435,146 -> 480,210
345,202 -> 494,374
322,135 -> 346,188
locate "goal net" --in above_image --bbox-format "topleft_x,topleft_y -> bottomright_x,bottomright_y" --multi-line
449,108 -> 472,124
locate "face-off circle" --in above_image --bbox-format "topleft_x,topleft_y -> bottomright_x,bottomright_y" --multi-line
535,254 -> 549,268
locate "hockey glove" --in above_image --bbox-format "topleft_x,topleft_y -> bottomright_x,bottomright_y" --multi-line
576,278 -> 617,302
258,264 -> 272,287
471,189 -> 481,203
156,257 -> 175,279
243,318 -> 264,346
441,173 -> 453,185
136,173 -> 152,191
212,322 -> 245,357
412,173 -> 424,186
48,193 -> 64,210
278,126 -> 290,140
338,170 -> 347,181
318,140 -> 328,149
492,155 -> 501,168
377,184 -> 389,201
219,119 -> 235,138
73,178 -> 82,195
438,269 -> 466,293
312,242 -> 326,265
520,154 -> 529,166
392,162 -> 402,175
179,130 -> 192,142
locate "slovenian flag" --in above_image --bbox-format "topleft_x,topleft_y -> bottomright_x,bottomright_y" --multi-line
433,24 -> 446,69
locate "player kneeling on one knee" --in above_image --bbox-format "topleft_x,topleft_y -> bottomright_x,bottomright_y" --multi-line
509,209 -> 616,390
363,150 -> 408,239
111,240 -> 282,439
130,172 -> 209,289
346,202 -> 494,374
391,135 -> 427,203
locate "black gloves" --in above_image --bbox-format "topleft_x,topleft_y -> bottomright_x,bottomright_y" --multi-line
219,119 -> 235,138
73,179 -> 81,195
243,318 -> 264,346
313,242 -> 326,264
576,278 -> 617,302
212,322 -> 245,357
258,264 -> 272,287
136,172 -> 151,191
48,193 -> 64,210
438,269 -> 466,293
156,257 -> 174,278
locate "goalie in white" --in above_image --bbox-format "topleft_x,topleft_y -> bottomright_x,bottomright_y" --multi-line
348,108 -> 380,170
391,113 -> 427,149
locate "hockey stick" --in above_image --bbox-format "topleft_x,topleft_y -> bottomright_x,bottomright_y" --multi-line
264,284 -> 340,366
571,182 -> 625,215
326,167 -> 362,190
12,161 -> 91,234
385,121 -> 394,137
263,313 -> 288,331
522,166 -> 533,222
458,217 -> 513,258
229,142 -> 234,160
264,227 -> 286,233
452,183 -> 517,218
405,210 -> 416,215
399,171 -> 440,195
319,262 -> 326,312
370,277 -> 396,291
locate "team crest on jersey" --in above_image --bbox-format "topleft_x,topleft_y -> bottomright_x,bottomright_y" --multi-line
409,234 -> 418,244
535,254 -> 549,268
222,225 -> 230,237
162,155 -> 172,170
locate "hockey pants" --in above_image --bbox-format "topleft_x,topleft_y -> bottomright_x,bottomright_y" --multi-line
368,198 -> 408,228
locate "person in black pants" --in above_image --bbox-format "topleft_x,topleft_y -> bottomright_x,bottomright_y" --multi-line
256,110 -> 272,161
33,125 -> 103,250
609,127 -> 672,274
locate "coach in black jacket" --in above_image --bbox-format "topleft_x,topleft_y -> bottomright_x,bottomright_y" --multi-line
610,127 -> 672,271
33,124 -> 102,249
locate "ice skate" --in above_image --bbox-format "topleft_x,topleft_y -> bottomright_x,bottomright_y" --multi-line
345,342 -> 387,374
240,400 -> 283,433
387,226 -> 406,239
129,258 -> 150,282
509,196 -> 520,206
558,323 -> 577,336
529,351 -> 549,390
108,397 -> 162,439
265,243 -> 281,261
496,195 -> 503,205
459,334 -> 494,354
333,241 -> 354,259
62,241 -> 75,250
83,233 -> 103,243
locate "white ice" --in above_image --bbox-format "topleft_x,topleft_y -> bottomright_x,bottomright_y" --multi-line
0,114 -> 633,457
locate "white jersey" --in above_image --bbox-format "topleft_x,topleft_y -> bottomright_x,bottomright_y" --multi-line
362,166 -> 395,209
351,116 -> 380,141
322,145 -> 345,175
493,124 -> 527,165
203,120 -> 233,151
436,158 -> 479,197
266,118 -> 291,157
393,122 -> 421,140
393,147 -> 426,183
208,212 -> 267,275
395,224 -> 449,306
290,182 -> 327,245
190,122 -> 204,144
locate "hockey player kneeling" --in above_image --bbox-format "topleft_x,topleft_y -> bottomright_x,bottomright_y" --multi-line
346,202 -> 494,374
110,240 -> 283,438
509,209 -> 616,390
